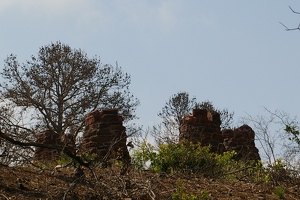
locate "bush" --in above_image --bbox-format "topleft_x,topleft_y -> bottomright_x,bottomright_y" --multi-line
274,187 -> 285,199
131,141 -> 157,170
264,159 -> 292,184
132,142 -> 237,177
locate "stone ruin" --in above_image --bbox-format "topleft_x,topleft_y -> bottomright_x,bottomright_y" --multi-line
179,109 -> 224,154
180,109 -> 260,161
33,109 -> 130,163
33,108 -> 260,164
33,130 -> 76,162
80,109 -> 130,162
222,125 -> 261,161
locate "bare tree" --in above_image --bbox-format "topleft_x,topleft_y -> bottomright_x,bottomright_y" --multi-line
153,92 -> 196,145
241,113 -> 279,164
153,92 -> 234,145
0,101 -> 36,165
240,108 -> 299,166
196,100 -> 234,129
0,42 -> 140,139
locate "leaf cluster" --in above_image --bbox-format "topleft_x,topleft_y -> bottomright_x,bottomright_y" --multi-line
132,142 -> 237,177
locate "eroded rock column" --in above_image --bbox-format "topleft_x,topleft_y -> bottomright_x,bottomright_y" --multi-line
179,109 -> 224,153
33,130 -> 62,162
222,125 -> 260,161
81,109 -> 130,162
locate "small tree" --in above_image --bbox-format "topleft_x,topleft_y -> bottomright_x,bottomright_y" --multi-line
196,100 -> 234,129
0,42 -> 140,139
153,92 -> 196,145
153,92 -> 234,145
240,108 -> 300,167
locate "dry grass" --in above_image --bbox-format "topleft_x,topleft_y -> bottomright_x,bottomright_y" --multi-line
0,164 -> 299,200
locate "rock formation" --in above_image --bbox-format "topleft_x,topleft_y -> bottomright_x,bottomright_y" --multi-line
179,109 -> 224,153
33,109 -> 130,164
180,109 -> 260,160
33,130 -> 61,162
222,125 -> 261,161
80,109 -> 130,162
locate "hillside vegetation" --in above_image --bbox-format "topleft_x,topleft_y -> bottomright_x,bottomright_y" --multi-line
0,143 -> 299,200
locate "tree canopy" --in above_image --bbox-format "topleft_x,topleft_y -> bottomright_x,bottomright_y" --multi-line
153,91 -> 234,145
0,42 -> 140,137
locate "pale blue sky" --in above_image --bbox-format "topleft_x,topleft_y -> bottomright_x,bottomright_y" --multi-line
1,0 -> 300,129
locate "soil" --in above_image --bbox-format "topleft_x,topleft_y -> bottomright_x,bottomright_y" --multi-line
0,164 -> 299,200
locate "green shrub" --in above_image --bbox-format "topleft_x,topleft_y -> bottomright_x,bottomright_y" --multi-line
152,143 -> 216,174
274,187 -> 285,199
132,142 -> 237,177
78,152 -> 97,166
57,153 -> 73,166
264,159 -> 291,184
131,141 -> 157,170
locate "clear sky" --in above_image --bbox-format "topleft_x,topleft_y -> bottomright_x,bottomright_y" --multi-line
1,0 -> 300,129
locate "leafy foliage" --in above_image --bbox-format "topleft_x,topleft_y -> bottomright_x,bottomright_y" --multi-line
132,142 -> 237,177
285,125 -> 300,145
154,92 -> 234,145
274,187 -> 285,199
131,141 -> 156,170
131,140 -> 299,187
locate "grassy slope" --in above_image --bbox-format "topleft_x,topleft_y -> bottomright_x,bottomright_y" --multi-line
0,165 -> 299,200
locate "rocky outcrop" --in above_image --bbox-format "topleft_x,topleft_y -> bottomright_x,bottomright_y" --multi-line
33,130 -> 76,162
33,130 -> 62,162
222,125 -> 260,161
180,109 -> 260,161
80,109 -> 130,162
179,109 -> 224,153
33,109 -> 129,164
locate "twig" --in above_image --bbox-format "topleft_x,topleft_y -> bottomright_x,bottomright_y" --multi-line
222,166 -> 256,176
280,6 -> 300,31
0,193 -> 9,200
289,6 -> 300,14
279,22 -> 299,31
0,130 -> 89,167
63,182 -> 76,200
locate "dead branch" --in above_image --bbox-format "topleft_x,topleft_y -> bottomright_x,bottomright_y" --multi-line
289,6 -> 300,15
0,130 -> 89,167
280,6 -> 300,31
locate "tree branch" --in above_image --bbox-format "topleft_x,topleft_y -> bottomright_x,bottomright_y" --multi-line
0,131 -> 89,167
280,6 -> 300,31
289,6 -> 300,14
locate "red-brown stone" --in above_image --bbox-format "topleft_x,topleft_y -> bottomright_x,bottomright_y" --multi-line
80,109 -> 130,162
180,109 -> 260,161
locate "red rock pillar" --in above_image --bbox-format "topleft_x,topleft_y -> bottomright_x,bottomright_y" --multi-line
33,130 -> 62,162
81,109 -> 130,162
222,125 -> 260,161
179,109 -> 224,154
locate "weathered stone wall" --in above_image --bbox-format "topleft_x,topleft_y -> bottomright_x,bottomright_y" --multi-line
33,130 -> 76,162
222,125 -> 261,161
80,109 -> 130,162
33,109 -> 128,163
33,130 -> 62,162
179,109 -> 224,154
180,109 -> 261,160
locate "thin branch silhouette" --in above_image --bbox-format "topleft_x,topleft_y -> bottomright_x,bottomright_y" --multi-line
280,6 -> 300,31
